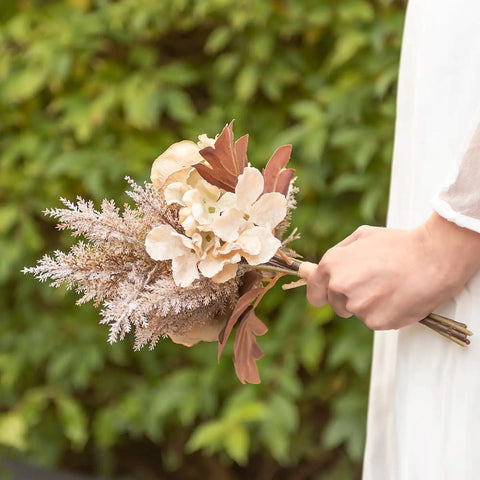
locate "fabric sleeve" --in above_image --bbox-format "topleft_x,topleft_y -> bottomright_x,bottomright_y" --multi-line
432,120 -> 480,234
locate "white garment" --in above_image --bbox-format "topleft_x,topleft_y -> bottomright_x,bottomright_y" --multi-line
363,2 -> 480,479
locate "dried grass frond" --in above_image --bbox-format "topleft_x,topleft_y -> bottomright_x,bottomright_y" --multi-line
24,178 -> 240,346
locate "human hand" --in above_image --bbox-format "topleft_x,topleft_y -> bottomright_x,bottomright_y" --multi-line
305,213 -> 480,330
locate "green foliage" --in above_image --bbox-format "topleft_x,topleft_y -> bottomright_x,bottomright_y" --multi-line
0,0 -> 405,478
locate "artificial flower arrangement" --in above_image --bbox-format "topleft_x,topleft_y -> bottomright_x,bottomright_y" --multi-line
25,122 -> 472,384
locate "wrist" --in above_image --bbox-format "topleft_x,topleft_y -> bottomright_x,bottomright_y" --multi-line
417,212 -> 480,291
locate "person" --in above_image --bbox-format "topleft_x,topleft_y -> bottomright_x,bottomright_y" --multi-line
305,1 -> 480,479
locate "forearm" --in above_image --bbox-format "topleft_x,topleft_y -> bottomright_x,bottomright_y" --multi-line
421,212 -> 480,293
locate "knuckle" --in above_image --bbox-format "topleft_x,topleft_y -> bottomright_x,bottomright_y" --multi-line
355,224 -> 382,237
355,225 -> 371,235
345,299 -> 364,316
328,279 -> 344,296
363,315 -> 390,331
321,248 -> 335,266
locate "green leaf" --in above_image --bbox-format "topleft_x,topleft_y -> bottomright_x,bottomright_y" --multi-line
224,424 -> 249,465
55,395 -> 88,450
298,324 -> 325,374
186,420 -> 226,453
205,27 -> 231,54
0,412 -> 27,450
235,64 -> 259,101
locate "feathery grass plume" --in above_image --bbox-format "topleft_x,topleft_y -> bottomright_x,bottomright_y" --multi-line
24,179 -> 242,350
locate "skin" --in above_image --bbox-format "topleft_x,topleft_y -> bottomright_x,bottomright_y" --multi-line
306,213 -> 480,330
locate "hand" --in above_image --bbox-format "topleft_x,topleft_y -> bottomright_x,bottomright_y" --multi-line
306,213 -> 480,330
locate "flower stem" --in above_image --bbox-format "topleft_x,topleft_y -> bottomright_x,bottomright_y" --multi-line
263,255 -> 474,347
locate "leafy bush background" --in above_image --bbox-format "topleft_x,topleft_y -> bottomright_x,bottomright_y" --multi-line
0,1 -> 405,478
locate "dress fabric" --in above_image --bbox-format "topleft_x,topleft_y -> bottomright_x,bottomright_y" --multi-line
363,1 -> 480,479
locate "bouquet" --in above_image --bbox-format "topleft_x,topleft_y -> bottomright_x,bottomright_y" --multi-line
24,122 -> 472,384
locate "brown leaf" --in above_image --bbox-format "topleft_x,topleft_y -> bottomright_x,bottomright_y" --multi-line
263,144 -> 295,196
194,121 -> 249,192
218,272 -> 284,383
217,286 -> 263,360
233,311 -> 268,384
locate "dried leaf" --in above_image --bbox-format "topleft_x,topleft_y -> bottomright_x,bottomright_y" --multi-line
217,286 -> 263,360
218,272 -> 285,384
194,121 -> 248,192
263,144 -> 295,195
233,310 -> 268,384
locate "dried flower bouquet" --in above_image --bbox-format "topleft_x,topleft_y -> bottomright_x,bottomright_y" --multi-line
24,122 -> 472,384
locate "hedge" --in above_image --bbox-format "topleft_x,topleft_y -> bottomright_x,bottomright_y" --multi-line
0,1 -> 405,478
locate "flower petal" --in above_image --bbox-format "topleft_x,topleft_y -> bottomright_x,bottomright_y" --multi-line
172,252 -> 199,287
212,263 -> 239,283
151,140 -> 203,189
216,192 -> 237,212
198,252 -> 241,278
187,170 -> 221,200
169,312 -> 228,346
249,192 -> 287,229
234,226 -> 262,255
145,225 -> 192,260
164,182 -> 190,205
197,134 -> 216,149
239,226 -> 281,265
198,255 -> 226,278
235,167 -> 264,212
212,208 -> 246,242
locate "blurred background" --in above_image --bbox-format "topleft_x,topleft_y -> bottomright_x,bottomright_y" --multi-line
0,0 -> 405,478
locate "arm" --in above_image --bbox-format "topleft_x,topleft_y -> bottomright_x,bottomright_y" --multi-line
306,213 -> 480,330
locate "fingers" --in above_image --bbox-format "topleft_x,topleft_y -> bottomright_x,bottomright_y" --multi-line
306,264 -> 328,307
327,290 -> 352,318
305,262 -> 353,318
306,270 -> 353,317
306,226 -> 381,312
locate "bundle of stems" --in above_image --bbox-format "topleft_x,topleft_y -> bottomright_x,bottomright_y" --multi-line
259,255 -> 473,347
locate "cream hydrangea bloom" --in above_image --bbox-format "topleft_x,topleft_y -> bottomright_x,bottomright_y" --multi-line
145,165 -> 288,287
150,135 -> 215,190
164,169 -> 232,236
145,225 -> 200,287
211,167 -> 287,264
145,224 -> 241,286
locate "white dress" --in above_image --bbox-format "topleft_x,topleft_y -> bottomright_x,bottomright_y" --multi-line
363,1 -> 480,479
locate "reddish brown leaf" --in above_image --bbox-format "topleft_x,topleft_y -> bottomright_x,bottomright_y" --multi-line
194,121 -> 249,192
263,144 -> 295,195
234,134 -> 249,170
274,168 -> 295,196
217,286 -> 263,361
233,311 -> 268,384
218,272 -> 284,383
194,163 -> 235,192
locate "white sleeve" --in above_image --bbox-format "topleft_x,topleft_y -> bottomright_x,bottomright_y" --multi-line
432,120 -> 480,234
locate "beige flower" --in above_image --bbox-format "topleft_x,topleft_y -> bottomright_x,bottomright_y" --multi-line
145,224 -> 240,286
145,225 -> 200,287
150,135 -> 215,190
146,164 -> 288,287
164,169 -> 235,237
211,167 -> 287,264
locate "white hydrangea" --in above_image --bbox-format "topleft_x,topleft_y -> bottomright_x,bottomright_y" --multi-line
146,155 -> 287,286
